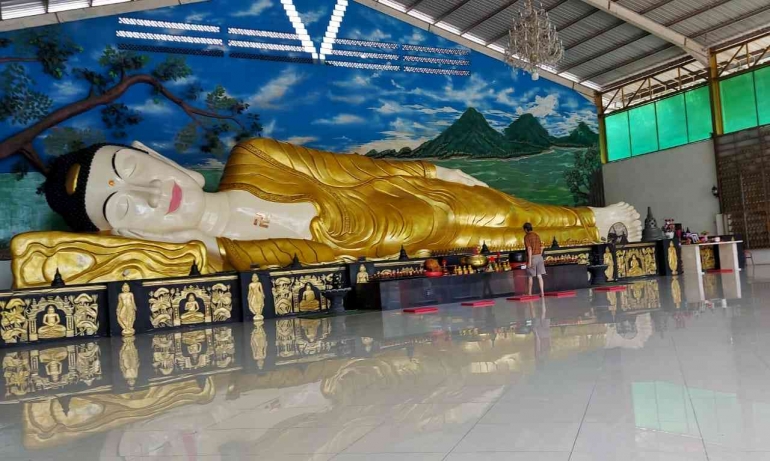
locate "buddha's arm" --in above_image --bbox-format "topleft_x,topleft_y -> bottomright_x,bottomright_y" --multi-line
229,139 -> 436,186
216,238 -> 343,271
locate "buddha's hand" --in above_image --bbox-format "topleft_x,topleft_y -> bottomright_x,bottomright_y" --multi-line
435,166 -> 489,188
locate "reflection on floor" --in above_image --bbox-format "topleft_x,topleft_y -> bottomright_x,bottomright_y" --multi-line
2,268 -> 770,460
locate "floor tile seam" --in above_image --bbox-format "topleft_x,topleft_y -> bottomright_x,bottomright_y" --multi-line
335,454 -> 458,460
672,335 -> 711,461
567,348 -> 604,461
438,394 -> 502,461
331,419 -> 387,457
202,422 -> 386,430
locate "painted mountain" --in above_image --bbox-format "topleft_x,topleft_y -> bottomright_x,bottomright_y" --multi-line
367,108 -> 597,159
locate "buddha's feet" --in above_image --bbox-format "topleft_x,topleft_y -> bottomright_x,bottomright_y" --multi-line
589,202 -> 642,242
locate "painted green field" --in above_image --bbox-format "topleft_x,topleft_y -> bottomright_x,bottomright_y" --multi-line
435,147 -> 582,205
0,148 -> 582,245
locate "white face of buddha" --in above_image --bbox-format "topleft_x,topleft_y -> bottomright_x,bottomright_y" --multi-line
85,142 -> 207,233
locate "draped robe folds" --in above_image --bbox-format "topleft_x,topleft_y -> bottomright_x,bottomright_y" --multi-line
216,139 -> 599,270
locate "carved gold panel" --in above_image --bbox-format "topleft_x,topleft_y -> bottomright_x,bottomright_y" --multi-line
274,317 -> 335,362
147,281 -> 233,329
270,268 -> 339,316
700,246 -> 716,271
618,279 -> 661,311
1,290 -> 100,345
2,341 -> 103,398
149,327 -> 237,379
616,246 -> 657,279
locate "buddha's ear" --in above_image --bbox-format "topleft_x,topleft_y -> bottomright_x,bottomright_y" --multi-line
130,141 -> 206,188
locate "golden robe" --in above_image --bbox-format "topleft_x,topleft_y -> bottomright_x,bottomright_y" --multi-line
216,139 -> 599,270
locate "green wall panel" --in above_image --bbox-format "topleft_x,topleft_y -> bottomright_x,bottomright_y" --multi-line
721,72 -> 758,134
755,66 -> 770,127
656,94 -> 688,150
629,103 -> 659,156
604,84 -> 715,163
684,86 -> 712,142
606,111 -> 631,161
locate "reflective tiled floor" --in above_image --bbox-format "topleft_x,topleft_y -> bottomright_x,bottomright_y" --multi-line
3,268 -> 770,460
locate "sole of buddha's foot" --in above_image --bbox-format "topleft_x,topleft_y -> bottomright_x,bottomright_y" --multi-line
590,202 -> 642,242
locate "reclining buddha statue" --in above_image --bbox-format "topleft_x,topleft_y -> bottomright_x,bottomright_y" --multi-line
10,138 -> 641,288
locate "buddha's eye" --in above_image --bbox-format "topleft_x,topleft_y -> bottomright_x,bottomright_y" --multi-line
107,195 -> 130,222
115,151 -> 138,179
119,156 -> 137,178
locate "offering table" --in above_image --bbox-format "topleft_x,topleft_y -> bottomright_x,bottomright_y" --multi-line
680,241 -> 742,275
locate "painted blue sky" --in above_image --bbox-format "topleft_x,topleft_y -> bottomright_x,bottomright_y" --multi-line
0,0 -> 597,171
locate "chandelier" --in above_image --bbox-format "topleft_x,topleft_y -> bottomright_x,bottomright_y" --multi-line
504,0 -> 564,80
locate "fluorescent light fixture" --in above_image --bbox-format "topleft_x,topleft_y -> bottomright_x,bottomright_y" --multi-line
334,38 -> 398,50
402,44 -> 469,55
228,28 -> 300,40
121,17 -> 221,33
403,55 -> 469,66
228,40 -> 305,52
116,30 -> 223,45
319,0 -> 348,60
325,60 -> 400,71
404,66 -> 470,76
329,49 -> 399,60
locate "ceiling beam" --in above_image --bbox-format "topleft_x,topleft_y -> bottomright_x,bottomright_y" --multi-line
601,55 -> 696,92
590,3 -> 770,87
564,0 -> 731,68
460,0 -> 518,35
563,0 -> 675,52
351,0 -> 598,99
577,0 -> 708,64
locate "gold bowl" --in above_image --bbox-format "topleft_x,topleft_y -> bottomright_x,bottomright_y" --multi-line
467,254 -> 488,269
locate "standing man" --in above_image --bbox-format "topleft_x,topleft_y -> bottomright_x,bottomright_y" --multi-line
523,223 -> 546,296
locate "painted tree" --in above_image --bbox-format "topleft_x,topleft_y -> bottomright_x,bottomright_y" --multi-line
564,145 -> 604,207
0,26 -> 262,177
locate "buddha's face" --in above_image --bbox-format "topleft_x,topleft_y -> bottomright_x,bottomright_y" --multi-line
85,143 -> 206,233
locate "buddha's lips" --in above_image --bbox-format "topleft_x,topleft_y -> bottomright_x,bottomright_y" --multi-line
168,183 -> 182,214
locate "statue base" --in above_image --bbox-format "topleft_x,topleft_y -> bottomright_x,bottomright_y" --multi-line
321,288 -> 352,314
588,265 -> 609,285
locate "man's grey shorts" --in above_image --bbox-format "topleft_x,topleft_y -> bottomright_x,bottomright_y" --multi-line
527,254 -> 546,277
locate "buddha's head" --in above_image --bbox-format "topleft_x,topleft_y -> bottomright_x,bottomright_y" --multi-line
44,142 -> 206,235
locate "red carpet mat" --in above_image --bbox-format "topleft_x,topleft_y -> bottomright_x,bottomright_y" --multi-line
403,307 -> 439,314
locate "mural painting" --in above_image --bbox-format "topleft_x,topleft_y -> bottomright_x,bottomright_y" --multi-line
0,0 -> 600,250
